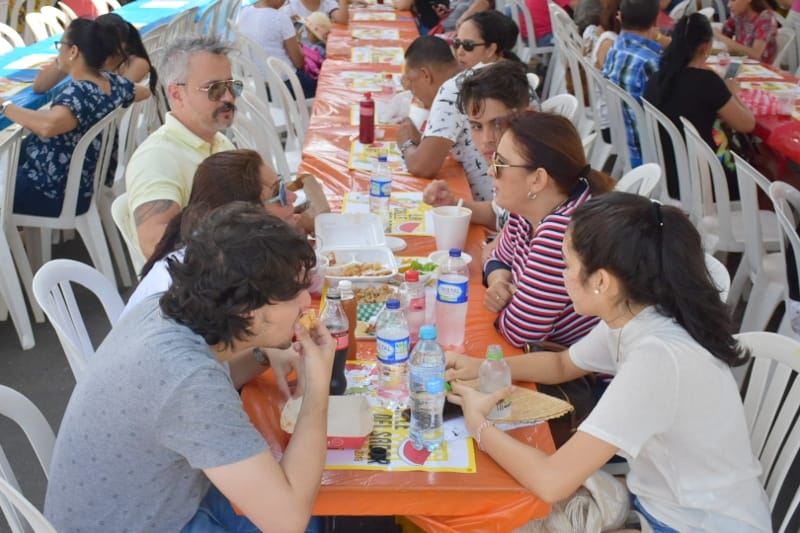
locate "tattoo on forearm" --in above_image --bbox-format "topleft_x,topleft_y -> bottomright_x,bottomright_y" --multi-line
134,200 -> 176,227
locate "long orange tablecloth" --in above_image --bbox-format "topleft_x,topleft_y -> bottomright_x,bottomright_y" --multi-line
241,9 -> 556,533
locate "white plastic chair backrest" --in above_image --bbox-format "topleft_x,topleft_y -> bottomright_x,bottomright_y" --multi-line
581,131 -> 597,158
0,22 -> 24,53
541,93 -> 580,127
769,181 -> 800,340
267,56 -> 310,138
142,21 -> 167,52
39,6 -> 68,29
506,0 -> 549,63
32,259 -> 124,381
0,478 -> 56,533
698,6 -> 715,19
220,0 -> 242,40
605,80 -> 655,166
231,93 -> 293,179
704,253 -> 730,302
733,151 -> 773,284
669,0 -> 694,20
166,6 -> 198,37
680,116 -> 736,245
614,163 -> 663,198
734,331 -> 800,531
0,128 -> 23,224
24,12 -> 58,42
111,193 -> 146,274
549,1 -> 581,46
262,59 -> 304,152
14,107 -> 123,225
577,54 -> 616,169
0,0 -> 8,24
8,0 -> 34,39
527,72 -> 540,92
58,1 -> 78,20
642,98 -> 693,208
114,100 -> 150,189
775,26 -> 797,70
197,0 -> 222,37
0,385 -> 56,533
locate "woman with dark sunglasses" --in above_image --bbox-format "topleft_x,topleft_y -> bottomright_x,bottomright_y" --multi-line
124,149 -> 299,316
1,17 -> 150,219
453,10 -> 521,69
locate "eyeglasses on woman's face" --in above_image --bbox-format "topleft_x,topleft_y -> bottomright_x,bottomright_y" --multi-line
54,40 -> 72,50
451,38 -> 487,52
490,152 -> 531,178
176,79 -> 244,101
263,180 -> 288,207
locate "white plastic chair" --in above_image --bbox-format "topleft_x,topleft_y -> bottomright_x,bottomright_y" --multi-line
165,6 -> 198,37
604,79 -> 656,178
769,181 -> 800,338
0,128 -> 39,350
39,6 -> 68,30
705,253 -> 731,302
197,0 -> 222,37
506,0 -> 553,65
229,92 -> 294,180
267,56 -> 311,140
541,93 -> 580,128
680,117 -> 780,256
669,0 -> 694,19
527,72 -> 540,93
735,331 -> 800,532
614,163 -> 663,199
731,152 -> 785,332
641,98 -> 693,209
24,12 -> 60,43
57,2 -> 78,21
90,0 -> 121,15
581,131 -> 597,159
111,193 -> 146,275
0,22 -> 24,54
12,108 -> 125,286
775,26 -> 797,71
577,54 -> 615,172
33,258 -> 124,381
0,385 -> 56,533
698,6 -> 715,19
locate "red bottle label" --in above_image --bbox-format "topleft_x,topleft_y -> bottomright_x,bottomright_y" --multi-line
332,329 -> 349,350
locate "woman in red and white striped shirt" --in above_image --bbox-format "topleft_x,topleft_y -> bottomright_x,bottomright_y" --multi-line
484,111 -> 614,348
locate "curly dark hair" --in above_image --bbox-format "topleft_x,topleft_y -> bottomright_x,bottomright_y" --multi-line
159,202 -> 316,348
570,192 -> 749,367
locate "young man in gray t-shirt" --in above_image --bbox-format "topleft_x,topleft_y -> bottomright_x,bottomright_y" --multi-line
45,203 -> 334,532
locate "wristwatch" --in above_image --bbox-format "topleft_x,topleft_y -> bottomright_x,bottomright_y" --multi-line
253,347 -> 271,367
0,101 -> 11,115
399,139 -> 417,155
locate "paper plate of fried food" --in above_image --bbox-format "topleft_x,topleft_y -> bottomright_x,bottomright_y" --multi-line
323,248 -> 398,282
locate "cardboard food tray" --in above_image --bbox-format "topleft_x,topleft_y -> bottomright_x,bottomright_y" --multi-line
459,379 -> 574,423
281,395 -> 374,449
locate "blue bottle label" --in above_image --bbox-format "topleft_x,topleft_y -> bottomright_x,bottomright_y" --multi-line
425,375 -> 445,394
436,279 -> 468,304
369,179 -> 391,198
376,336 -> 410,363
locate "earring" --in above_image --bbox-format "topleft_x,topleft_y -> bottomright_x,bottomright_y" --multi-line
593,289 -> 600,294
527,191 -> 537,200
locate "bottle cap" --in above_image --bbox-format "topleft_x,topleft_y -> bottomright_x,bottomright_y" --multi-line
449,248 -> 462,257
339,280 -> 352,290
378,154 -> 388,162
385,298 -> 400,309
404,269 -> 419,282
419,325 -> 437,340
327,286 -> 341,299
385,73 -> 392,80
486,344 -> 504,360
364,91 -> 372,100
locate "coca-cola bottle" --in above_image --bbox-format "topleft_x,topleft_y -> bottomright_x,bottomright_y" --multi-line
320,286 -> 349,395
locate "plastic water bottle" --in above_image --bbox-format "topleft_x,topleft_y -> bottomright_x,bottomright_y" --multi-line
319,286 -> 349,395
479,344 -> 512,420
381,73 -> 396,99
375,298 -> 410,405
369,155 -> 392,232
409,325 -> 446,451
435,249 -> 469,348
399,269 -> 425,344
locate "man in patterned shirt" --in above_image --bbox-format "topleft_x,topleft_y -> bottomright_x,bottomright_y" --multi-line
396,36 -> 494,202
601,0 -> 661,167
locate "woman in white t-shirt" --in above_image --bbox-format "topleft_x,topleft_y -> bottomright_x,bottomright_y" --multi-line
446,192 -> 772,532
238,0 -> 318,97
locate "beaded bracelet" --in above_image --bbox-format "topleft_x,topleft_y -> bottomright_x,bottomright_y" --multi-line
474,419 -> 494,451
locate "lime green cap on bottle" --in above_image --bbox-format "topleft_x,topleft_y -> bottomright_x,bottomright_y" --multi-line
486,344 -> 503,360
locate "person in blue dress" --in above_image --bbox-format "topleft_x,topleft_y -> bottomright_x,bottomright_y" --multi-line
0,17 -> 150,218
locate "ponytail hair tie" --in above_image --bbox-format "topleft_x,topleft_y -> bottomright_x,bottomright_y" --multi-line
651,200 -> 664,228
578,165 -> 591,179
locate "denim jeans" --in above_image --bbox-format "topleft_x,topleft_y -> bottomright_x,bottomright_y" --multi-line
181,485 -> 323,533
633,495 -> 680,533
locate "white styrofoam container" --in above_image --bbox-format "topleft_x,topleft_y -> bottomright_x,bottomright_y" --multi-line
316,213 -> 397,282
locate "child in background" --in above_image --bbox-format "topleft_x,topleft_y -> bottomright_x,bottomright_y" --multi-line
302,12 -> 331,81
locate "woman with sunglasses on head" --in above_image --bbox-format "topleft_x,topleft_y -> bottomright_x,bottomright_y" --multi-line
476,111 -> 614,349
447,192 -> 771,533
33,13 -> 158,94
1,17 -> 150,219
124,149 -> 299,316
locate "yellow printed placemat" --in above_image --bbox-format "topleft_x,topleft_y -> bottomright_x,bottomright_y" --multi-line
352,11 -> 397,20
352,28 -> 400,40
351,46 -> 405,64
325,361 -> 477,472
342,191 -> 433,235
348,140 -> 410,174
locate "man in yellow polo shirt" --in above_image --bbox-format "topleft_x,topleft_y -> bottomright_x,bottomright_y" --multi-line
125,36 -> 239,261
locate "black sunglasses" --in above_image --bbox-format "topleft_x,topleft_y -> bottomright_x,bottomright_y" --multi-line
176,79 -> 244,101
452,38 -> 487,52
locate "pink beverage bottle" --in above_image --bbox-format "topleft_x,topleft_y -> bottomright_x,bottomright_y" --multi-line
319,286 -> 349,395
401,269 -> 425,344
381,73 -> 395,98
359,92 -> 375,144
435,249 -> 469,348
